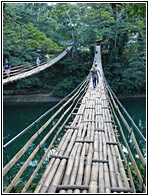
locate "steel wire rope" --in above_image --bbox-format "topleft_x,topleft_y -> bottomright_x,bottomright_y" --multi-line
3,148 -> 12,185
3,76 -> 88,176
21,82 -> 89,193
104,77 -> 146,143
4,78 -> 89,193
107,96 -> 136,192
105,81 -> 146,168
107,89 -> 146,192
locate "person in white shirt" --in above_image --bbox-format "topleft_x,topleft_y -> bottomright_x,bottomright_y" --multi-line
36,57 -> 41,67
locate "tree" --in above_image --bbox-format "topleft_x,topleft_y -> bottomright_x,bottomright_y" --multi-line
3,2 -> 146,96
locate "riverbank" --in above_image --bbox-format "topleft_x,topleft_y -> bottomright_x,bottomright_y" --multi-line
3,93 -> 62,102
3,92 -> 146,103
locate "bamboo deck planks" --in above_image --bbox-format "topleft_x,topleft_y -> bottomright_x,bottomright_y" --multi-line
34,46 -> 133,193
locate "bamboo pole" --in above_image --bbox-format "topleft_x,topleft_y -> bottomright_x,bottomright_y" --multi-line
107,85 -> 146,168
61,144 -> 79,185
108,92 -> 146,192
17,99 -> 80,193
4,78 -> 88,191
75,143 -> 86,187
38,130 -> 74,193
69,144 -> 82,184
83,143 -> 93,186
23,98 -> 81,193
47,159 -> 67,192
34,131 -> 70,193
47,128 -> 79,193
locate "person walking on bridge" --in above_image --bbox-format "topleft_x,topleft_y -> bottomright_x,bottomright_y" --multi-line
3,59 -> 11,78
45,54 -> 49,63
90,63 -> 101,88
36,57 -> 41,67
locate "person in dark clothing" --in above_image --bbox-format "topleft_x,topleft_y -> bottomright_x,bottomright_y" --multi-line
3,59 -> 11,78
90,64 -> 101,88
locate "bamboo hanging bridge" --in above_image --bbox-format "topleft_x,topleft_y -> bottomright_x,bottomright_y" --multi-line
3,44 -> 146,193
3,46 -> 72,85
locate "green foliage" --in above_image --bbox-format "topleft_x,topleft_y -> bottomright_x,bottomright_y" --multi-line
16,76 -> 42,92
10,178 -> 25,193
53,77 -> 74,97
123,3 -> 146,19
101,3 -> 146,95
10,49 -> 91,97
127,163 -> 146,192
3,2 -> 146,97
3,3 -> 63,65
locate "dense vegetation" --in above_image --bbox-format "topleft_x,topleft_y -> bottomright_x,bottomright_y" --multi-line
3,3 -> 146,97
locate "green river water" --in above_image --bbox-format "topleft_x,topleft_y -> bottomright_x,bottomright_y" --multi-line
3,97 -> 146,190
3,97 -> 146,151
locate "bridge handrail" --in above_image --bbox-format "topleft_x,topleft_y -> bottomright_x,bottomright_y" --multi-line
3,77 -> 89,193
21,81 -> 88,193
105,81 -> 146,190
3,52 -> 62,73
3,76 -> 88,149
103,77 -> 146,169
104,78 -> 146,143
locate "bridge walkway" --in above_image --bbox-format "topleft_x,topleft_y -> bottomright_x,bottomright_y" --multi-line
35,80 -> 132,193
34,46 -> 134,193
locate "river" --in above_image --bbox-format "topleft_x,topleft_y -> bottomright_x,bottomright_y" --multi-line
3,97 -> 146,157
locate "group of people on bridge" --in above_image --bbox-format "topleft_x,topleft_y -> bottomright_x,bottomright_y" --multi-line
3,54 -> 50,78
3,50 -> 101,89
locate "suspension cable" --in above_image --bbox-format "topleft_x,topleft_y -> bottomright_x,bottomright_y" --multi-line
107,91 -> 145,191
103,77 -> 146,143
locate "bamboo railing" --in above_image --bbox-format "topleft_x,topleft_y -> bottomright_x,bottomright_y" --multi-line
3,76 -> 89,193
